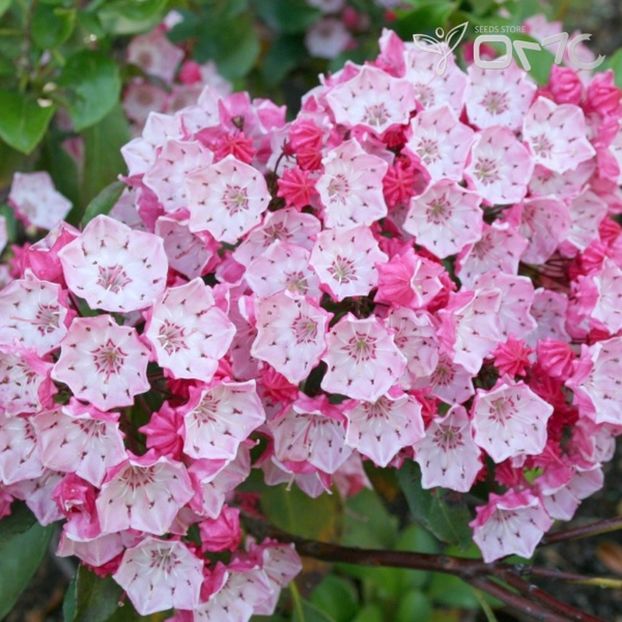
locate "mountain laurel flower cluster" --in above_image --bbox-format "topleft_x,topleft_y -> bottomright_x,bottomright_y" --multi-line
2,26 -> 622,618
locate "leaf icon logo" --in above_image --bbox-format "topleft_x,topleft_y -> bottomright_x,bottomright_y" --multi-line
413,21 -> 469,75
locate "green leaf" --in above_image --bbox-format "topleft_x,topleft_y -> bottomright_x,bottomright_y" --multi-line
60,50 -> 121,131
79,104 -> 129,215
38,132 -> 81,208
0,139 -> 29,186
340,489 -> 398,549
352,604 -> 384,622
253,0 -> 320,34
97,0 -> 169,35
393,1 -> 457,38
0,91 -> 55,154
259,484 -> 342,541
504,32 -> 555,85
293,600 -> 337,622
397,461 -> 472,547
63,566 -> 123,622
0,503 -> 37,546
428,573 -> 479,609
261,35 -> 308,86
79,180 -> 125,226
32,5 -> 76,49
396,591 -> 432,622
0,519 -> 55,618
310,576 -> 358,622
603,49 -> 622,88
194,13 -> 259,79
0,0 -> 12,18
0,203 -> 18,246
393,524 -> 439,591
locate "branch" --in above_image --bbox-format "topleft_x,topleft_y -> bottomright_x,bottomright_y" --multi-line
541,516 -> 622,546
243,516 -> 606,622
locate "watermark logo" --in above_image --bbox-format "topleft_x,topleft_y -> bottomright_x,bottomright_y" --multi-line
413,22 -> 469,75
413,22 -> 606,74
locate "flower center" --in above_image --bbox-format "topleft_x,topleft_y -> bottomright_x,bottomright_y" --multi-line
480,90 -> 509,115
531,133 -> 554,158
433,424 -> 464,450
364,103 -> 390,128
97,265 -> 132,294
473,157 -> 500,186
34,303 -> 60,335
328,255 -> 357,284
291,314 -> 318,344
416,137 -> 440,164
284,271 -> 309,295
344,332 -> 377,363
91,339 -> 127,380
222,184 -> 249,215
426,194 -> 451,224
326,174 -> 350,204
157,319 -> 187,356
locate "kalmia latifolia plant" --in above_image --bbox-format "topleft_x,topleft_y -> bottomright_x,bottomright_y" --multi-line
2,25 -> 622,621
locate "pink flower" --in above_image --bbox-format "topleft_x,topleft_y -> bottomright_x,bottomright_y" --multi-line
233,208 -> 320,268
317,139 -> 388,229
252,293 -> 330,384
407,104 -> 475,182
344,391 -> 424,467
59,215 -> 168,313
471,490 -> 553,562
113,537 -> 203,615
144,278 -> 235,382
457,222 -> 528,289
523,96 -> 595,174
585,70 -> 621,117
143,139 -> 213,214
0,348 -> 54,416
140,401 -> 184,459
548,65 -> 583,105
33,401 -> 125,486
269,395 -> 351,474
321,314 -> 406,401
412,353 -> 475,405
0,272 -> 70,355
472,378 -> 554,462
154,216 -> 218,280
492,337 -> 532,377
564,190 -> 607,252
375,247 -> 443,309
127,29 -> 184,83
52,314 -> 150,411
180,380 -> 265,461
465,126 -> 533,205
466,63 -> 536,131
200,506 -> 241,552
326,65 -> 414,133
309,226 -> 387,300
9,172 -> 72,230
438,289 -> 503,374
277,167 -> 317,210
386,308 -> 439,385
589,258 -> 622,333
512,197 -> 571,265
305,18 -> 351,59
404,179 -> 483,259
413,405 -> 482,492
566,336 -> 622,425
0,415 -> 43,484
187,155 -> 271,244
245,241 -> 321,299
97,452 -> 194,535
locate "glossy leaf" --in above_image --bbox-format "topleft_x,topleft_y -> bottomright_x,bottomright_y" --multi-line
0,91 -> 55,154
310,575 -> 358,622
97,0 -> 169,35
80,104 -> 129,212
32,5 -> 76,49
259,484 -> 342,541
60,51 -> 122,131
63,566 -> 123,622
0,519 -> 55,618
253,0 -> 320,34
79,180 -> 125,227
397,461 -> 472,547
